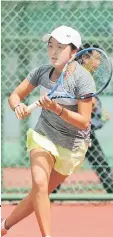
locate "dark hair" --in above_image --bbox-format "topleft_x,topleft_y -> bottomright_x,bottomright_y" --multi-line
77,43 -> 101,66
79,43 -> 100,52
69,43 -> 78,51
84,43 -> 99,49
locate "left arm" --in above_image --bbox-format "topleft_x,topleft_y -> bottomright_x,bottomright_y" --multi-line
39,95 -> 93,130
59,98 -> 93,129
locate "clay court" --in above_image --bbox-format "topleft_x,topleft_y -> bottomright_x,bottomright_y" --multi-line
2,202 -> 113,237
2,168 -> 113,237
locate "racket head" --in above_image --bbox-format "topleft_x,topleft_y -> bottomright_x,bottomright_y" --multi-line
76,47 -> 112,97
50,47 -> 112,100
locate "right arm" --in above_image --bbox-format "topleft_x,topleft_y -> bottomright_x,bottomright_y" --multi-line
8,78 -> 36,119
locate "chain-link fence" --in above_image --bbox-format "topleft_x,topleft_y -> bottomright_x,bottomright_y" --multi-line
1,1 -> 113,201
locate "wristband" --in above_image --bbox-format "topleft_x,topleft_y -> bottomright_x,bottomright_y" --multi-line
58,107 -> 63,116
13,104 -> 21,111
55,104 -> 63,116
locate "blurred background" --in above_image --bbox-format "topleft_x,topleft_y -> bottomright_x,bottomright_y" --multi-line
1,0 -> 113,201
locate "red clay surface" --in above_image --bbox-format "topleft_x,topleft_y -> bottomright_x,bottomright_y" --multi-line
2,203 -> 113,237
2,167 -> 113,236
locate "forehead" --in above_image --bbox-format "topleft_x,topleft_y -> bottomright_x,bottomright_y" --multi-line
48,37 -> 63,45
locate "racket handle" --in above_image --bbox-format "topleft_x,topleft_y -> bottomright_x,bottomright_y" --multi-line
27,100 -> 40,113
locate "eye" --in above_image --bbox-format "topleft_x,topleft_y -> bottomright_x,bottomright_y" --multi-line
58,45 -> 63,49
48,44 -> 52,48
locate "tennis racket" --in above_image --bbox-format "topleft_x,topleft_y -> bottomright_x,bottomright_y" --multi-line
27,47 -> 112,112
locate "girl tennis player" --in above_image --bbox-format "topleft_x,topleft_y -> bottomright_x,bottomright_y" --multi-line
2,25 -> 95,237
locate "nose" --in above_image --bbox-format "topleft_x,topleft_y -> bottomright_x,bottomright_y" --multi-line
52,50 -> 57,56
52,47 -> 58,56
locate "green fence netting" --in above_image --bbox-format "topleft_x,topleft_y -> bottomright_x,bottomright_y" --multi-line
1,1 -> 113,201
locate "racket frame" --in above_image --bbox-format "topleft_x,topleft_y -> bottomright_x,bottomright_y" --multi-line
27,47 -> 112,112
48,47 -> 112,99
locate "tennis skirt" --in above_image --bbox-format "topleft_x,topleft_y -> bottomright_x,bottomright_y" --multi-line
27,128 -> 88,176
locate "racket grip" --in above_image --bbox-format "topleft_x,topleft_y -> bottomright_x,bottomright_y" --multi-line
27,100 -> 40,113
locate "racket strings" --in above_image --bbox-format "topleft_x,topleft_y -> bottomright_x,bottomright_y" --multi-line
63,62 -> 77,96
49,48 -> 112,100
76,50 -> 110,92
64,61 -> 76,80
92,53 -> 110,90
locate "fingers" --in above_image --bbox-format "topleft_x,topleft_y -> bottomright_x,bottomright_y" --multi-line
14,103 -> 30,119
15,104 -> 25,118
39,94 -> 57,111
15,107 -> 21,119
39,95 -> 52,108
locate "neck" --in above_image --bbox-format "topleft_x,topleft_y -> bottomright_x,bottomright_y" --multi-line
50,68 -> 61,82
54,67 -> 62,75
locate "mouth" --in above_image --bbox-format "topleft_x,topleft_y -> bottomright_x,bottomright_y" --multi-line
52,57 -> 58,61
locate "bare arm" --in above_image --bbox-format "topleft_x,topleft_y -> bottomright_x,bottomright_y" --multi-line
8,78 -> 35,110
59,98 -> 93,129
8,79 -> 36,119
39,95 -> 93,130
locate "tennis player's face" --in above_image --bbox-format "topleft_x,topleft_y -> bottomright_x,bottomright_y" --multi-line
48,37 -> 76,70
